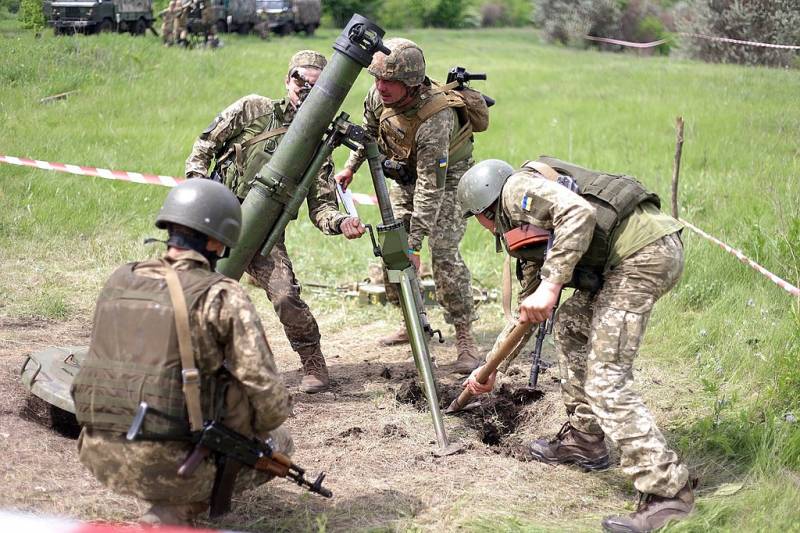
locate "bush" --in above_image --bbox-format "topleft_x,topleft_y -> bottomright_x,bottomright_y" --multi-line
479,0 -> 533,27
676,0 -> 800,67
18,0 -> 44,29
377,0 -> 425,29
323,0 -> 381,28
533,0 -> 620,47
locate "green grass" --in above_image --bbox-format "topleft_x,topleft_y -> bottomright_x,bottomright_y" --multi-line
1,23 -> 799,531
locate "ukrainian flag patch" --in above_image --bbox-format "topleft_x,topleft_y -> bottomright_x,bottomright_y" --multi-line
521,195 -> 533,211
438,157 -> 448,168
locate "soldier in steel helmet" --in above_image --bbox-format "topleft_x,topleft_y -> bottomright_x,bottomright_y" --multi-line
458,157 -> 694,533
335,38 -> 481,374
185,50 -> 366,394
72,179 -> 292,526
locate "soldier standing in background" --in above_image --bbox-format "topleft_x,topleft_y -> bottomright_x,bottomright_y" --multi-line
160,0 -> 178,45
173,0 -> 190,46
185,50 -> 365,394
72,179 -> 292,526
459,157 -> 694,533
335,38 -> 481,375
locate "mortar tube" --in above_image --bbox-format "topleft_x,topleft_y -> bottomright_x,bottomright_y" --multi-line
365,142 -> 394,225
217,15 -> 387,280
397,269 -> 450,449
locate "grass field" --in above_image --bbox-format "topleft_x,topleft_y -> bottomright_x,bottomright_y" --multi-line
1,22 -> 799,532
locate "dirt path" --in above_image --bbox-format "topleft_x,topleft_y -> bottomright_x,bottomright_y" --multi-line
0,308 -> 693,532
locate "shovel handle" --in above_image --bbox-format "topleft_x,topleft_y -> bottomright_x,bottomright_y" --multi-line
446,322 -> 533,413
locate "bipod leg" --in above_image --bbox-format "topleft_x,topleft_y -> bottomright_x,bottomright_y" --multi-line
391,268 -> 462,457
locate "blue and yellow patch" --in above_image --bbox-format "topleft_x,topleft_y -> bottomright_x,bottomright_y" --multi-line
521,195 -> 533,211
438,157 -> 448,168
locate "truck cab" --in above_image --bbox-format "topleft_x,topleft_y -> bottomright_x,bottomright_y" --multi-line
47,0 -> 154,35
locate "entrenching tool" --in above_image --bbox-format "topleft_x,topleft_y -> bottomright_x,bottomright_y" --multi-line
216,14 -> 389,279
444,321 -> 533,414
361,140 -> 461,456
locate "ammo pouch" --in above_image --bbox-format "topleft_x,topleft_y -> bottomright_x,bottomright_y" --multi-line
383,158 -> 416,186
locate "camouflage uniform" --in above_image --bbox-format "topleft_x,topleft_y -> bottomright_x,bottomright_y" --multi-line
186,94 -> 346,356
345,84 -> 475,327
160,0 -> 177,45
77,249 -> 292,506
173,0 -> 191,43
496,169 -> 689,498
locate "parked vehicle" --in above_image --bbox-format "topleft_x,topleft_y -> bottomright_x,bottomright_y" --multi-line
255,0 -> 320,36
46,0 -> 155,35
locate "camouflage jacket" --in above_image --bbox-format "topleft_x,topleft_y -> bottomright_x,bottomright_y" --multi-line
76,249 -> 290,502
186,94 -> 347,235
345,84 -> 473,250
497,172 -> 596,286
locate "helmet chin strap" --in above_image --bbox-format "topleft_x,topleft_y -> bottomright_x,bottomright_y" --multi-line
145,232 -> 223,269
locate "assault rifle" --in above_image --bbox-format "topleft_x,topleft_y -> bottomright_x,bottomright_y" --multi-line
127,401 -> 332,518
446,66 -> 495,107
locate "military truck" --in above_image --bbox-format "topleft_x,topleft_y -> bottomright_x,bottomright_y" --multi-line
187,0 -> 257,34
256,0 -> 320,35
46,0 -> 155,35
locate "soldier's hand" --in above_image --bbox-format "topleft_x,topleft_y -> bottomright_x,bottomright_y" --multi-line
334,168 -> 354,191
519,280 -> 562,324
463,366 -> 495,396
340,217 -> 366,239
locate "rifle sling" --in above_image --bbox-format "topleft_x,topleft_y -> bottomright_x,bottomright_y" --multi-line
162,262 -> 204,432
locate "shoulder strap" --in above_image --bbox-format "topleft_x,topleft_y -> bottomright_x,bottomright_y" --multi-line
521,160 -> 560,181
239,126 -> 290,150
162,262 -> 204,432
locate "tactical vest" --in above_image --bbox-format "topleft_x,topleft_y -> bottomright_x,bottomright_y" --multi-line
72,261 -> 225,437
498,157 -> 661,271
378,84 -> 474,172
215,99 -> 288,200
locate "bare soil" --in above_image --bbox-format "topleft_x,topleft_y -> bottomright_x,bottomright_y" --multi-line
0,308 -> 700,532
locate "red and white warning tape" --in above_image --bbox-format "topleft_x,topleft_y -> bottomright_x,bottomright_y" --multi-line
678,32 -> 800,51
586,33 -> 800,51
585,35 -> 667,48
0,511 -> 238,533
3,153 -> 796,297
0,154 -> 379,206
681,218 -> 800,298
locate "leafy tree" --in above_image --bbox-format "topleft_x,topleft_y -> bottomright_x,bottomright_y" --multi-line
18,0 -> 45,28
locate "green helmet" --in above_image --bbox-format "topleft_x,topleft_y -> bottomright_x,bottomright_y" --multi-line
155,179 -> 242,248
367,38 -> 425,86
457,159 -> 514,218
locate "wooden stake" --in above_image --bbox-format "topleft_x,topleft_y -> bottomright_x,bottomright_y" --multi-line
671,117 -> 685,219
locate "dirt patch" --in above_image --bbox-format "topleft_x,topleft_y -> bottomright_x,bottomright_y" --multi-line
20,395 -> 81,439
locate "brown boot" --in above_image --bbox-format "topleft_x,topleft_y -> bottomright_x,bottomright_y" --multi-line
139,501 -> 208,526
601,482 -> 695,532
298,345 -> 330,394
528,422 -> 610,470
379,325 -> 410,346
451,323 -> 480,375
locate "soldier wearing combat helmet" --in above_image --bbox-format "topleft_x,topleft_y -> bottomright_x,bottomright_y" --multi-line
185,50 -> 366,394
73,179 -> 292,526
459,157 -> 694,533
335,38 -> 481,374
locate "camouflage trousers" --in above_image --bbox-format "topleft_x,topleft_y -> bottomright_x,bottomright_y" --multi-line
77,380 -> 294,505
555,233 -> 689,497
384,163 -> 475,327
246,234 -> 321,354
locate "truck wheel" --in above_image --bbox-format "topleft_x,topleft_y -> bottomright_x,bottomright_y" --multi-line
215,20 -> 227,33
134,17 -> 147,35
236,22 -> 251,35
98,18 -> 114,33
279,21 -> 293,36
304,23 -> 316,36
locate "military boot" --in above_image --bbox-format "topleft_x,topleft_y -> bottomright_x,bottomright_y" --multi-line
451,323 -> 481,375
601,482 -> 695,532
298,345 -> 330,394
379,324 -> 410,346
139,501 -> 208,526
528,422 -> 610,470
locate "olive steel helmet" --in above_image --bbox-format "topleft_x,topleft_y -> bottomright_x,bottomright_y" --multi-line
155,179 -> 242,248
457,159 -> 515,218
367,38 -> 426,86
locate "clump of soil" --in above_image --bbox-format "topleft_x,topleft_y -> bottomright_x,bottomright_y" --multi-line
21,396 -> 81,439
381,423 -> 409,438
394,379 -> 428,411
380,367 -> 392,379
339,426 -> 364,438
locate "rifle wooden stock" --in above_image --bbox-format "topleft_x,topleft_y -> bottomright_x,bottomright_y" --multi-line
446,322 -> 533,413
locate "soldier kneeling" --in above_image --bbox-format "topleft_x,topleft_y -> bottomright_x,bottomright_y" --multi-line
72,179 -> 293,526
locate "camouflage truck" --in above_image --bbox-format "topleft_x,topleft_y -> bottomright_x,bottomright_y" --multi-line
46,0 -> 155,35
255,0 -> 320,35
186,0 -> 257,34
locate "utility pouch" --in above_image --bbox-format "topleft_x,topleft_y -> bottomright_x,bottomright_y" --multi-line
504,224 -> 550,251
383,158 -> 416,186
